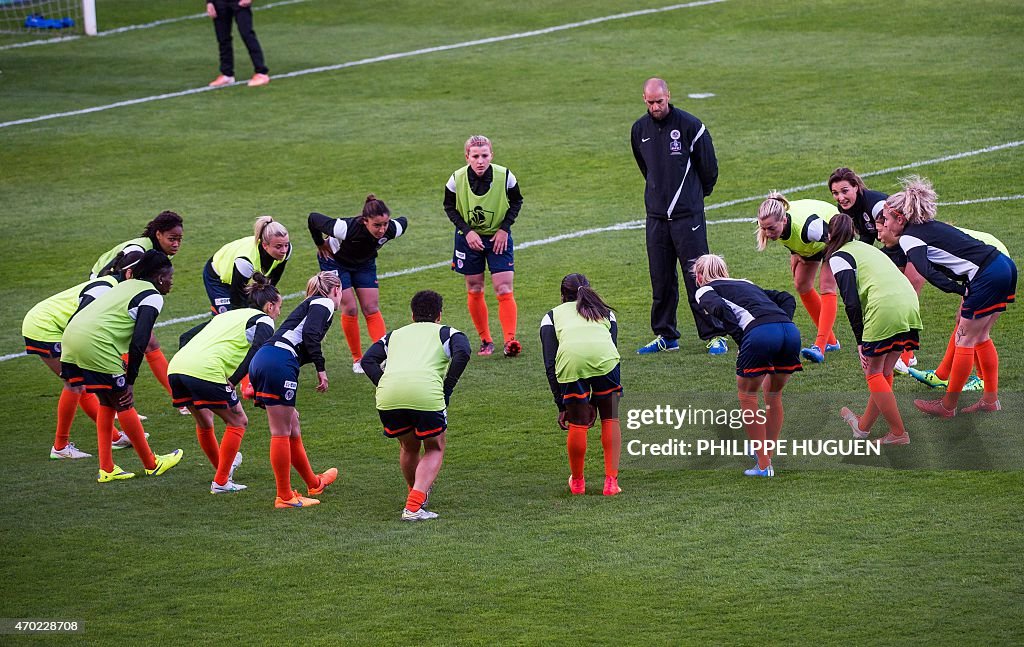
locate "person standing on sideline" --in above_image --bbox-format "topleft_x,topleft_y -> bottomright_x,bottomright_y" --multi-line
631,78 -> 728,356
443,135 -> 524,358
206,0 -> 270,88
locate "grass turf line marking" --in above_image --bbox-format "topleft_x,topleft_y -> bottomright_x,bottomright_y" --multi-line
0,0 -> 310,51
0,0 -> 726,128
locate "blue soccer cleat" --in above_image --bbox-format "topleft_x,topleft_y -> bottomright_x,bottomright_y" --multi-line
637,335 -> 679,355
706,336 -> 728,355
825,342 -> 841,353
744,464 -> 775,477
801,345 -> 824,363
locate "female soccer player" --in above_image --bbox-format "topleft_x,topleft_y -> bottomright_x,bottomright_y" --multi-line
540,274 -> 622,495
60,250 -> 184,482
694,254 -> 801,476
167,274 -> 282,494
360,290 -> 472,521
443,135 -> 525,357
24,251 -> 143,459
248,272 -> 341,509
829,167 -> 925,372
825,214 -> 922,445
881,176 -> 1016,417
756,192 -> 839,364
308,194 -> 408,374
204,216 -> 291,314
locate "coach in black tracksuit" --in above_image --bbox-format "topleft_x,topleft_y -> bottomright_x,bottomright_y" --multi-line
631,78 -> 726,351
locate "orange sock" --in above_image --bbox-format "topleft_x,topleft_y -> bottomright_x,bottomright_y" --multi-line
799,289 -> 822,330
289,436 -> 318,489
364,311 -> 386,343
195,425 -> 219,467
145,348 -> 173,396
214,426 -> 245,485
815,292 -> 839,349
974,339 -> 999,402
738,391 -> 769,468
54,388 -> 81,450
78,391 -> 99,422
935,324 -> 958,381
97,406 -> 116,472
600,418 -> 621,478
866,373 -> 905,436
496,292 -> 518,343
467,291 -> 492,343
270,436 -> 293,500
118,408 -> 156,469
405,488 -> 427,512
567,423 -> 587,479
942,345 -> 975,409
764,392 -> 784,457
340,314 -> 363,362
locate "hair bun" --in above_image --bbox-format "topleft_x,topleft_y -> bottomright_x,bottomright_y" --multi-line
365,194 -> 377,203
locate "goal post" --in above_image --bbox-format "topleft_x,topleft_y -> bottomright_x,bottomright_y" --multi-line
82,0 -> 94,35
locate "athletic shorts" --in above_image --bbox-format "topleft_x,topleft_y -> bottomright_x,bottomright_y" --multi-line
24,337 -> 60,358
203,259 -> 234,314
378,408 -> 447,439
736,321 -> 803,378
880,244 -> 909,269
452,230 -> 514,276
791,249 -> 826,263
60,362 -> 133,410
861,330 -> 920,357
317,256 -> 378,290
961,253 -> 1017,320
560,364 -> 623,406
169,373 -> 239,410
248,343 -> 300,408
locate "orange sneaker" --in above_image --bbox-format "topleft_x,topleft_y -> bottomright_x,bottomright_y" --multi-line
208,74 -> 235,87
247,73 -> 270,87
603,476 -> 621,496
877,431 -> 910,446
568,475 -> 585,495
274,490 -> 320,509
308,467 -> 338,496
503,338 -> 522,357
961,398 -> 1001,414
914,398 -> 956,418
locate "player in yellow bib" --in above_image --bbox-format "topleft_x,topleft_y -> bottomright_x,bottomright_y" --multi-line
204,216 -> 291,314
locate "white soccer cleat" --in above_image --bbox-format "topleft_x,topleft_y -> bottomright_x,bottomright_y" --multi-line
352,361 -> 365,374
50,442 -> 93,460
111,431 -> 149,450
178,406 -> 190,415
229,451 -> 243,482
893,358 -> 909,374
840,407 -> 870,439
401,507 -> 439,521
211,479 -> 248,494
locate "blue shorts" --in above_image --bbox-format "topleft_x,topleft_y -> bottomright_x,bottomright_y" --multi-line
378,408 -> 447,439
248,343 -> 300,408
169,373 -> 239,410
203,260 -> 233,314
736,322 -> 803,378
962,253 -> 1017,320
60,362 -> 133,409
861,330 -> 920,357
452,230 -> 514,276
317,256 -> 378,290
560,364 -> 623,406
25,337 -> 60,358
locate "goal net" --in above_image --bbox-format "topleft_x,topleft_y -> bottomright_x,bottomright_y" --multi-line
0,0 -> 95,36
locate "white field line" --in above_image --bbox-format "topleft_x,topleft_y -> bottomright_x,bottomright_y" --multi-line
0,0 -> 310,51
3,188 -> 1022,363
0,0 -> 726,129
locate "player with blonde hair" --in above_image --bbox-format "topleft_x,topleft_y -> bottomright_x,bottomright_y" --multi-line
204,216 -> 291,314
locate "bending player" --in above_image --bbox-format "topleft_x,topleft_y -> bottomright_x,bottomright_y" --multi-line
204,216 -> 291,314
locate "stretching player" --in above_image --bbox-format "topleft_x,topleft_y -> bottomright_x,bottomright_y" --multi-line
204,216 -> 291,314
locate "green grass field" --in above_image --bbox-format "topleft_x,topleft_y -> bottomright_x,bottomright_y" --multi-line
1,0 -> 1022,643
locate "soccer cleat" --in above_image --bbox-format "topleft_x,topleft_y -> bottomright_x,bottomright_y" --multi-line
706,336 -> 728,356
111,431 -> 149,450
211,479 -> 247,494
840,407 -> 870,439
637,335 -> 679,355
97,465 -> 135,483
422,485 -> 433,510
876,431 -> 910,446
908,356 -> 918,368
503,338 -> 522,357
275,490 -> 320,509
908,368 -> 947,390
477,341 -> 495,356
825,342 -> 842,353
144,449 -> 184,477
208,74 -> 235,87
568,475 -> 586,495
247,73 -> 270,87
893,358 -> 910,374
801,345 -> 824,363
963,375 -> 985,392
352,361 -> 365,374
401,507 -> 439,521
178,406 -> 190,415
961,398 -> 1001,414
914,398 -> 956,419
744,464 -> 775,477
308,467 -> 338,496
50,442 -> 92,460
603,476 -> 621,496
229,451 -> 243,482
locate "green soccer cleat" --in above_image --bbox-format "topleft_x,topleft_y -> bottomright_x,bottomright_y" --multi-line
145,449 -> 184,477
963,375 -> 985,392
908,367 -> 948,390
98,465 -> 135,483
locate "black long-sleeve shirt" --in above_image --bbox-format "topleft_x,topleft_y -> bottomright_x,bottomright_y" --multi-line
838,189 -> 887,245
266,296 -> 334,372
898,220 -> 1000,295
307,212 -> 408,266
695,279 -> 794,345
443,165 -> 524,234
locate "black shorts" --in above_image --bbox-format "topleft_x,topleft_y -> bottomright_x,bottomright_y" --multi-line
60,362 -> 133,410
24,337 -> 60,358
791,249 -> 825,263
169,373 -> 239,410
560,364 -> 623,406
861,330 -> 920,357
378,408 -> 447,439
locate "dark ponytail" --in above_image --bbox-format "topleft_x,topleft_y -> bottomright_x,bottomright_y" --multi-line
560,273 -> 613,322
824,213 -> 855,260
141,210 -> 183,238
245,272 -> 281,309
360,194 -> 390,221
